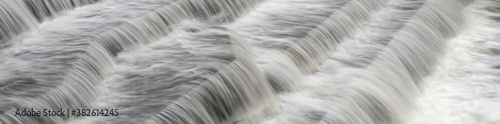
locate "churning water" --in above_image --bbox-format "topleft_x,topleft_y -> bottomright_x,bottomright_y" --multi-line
0,0 -> 499,124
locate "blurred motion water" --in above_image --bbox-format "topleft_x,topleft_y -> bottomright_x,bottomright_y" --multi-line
0,0 -> 499,124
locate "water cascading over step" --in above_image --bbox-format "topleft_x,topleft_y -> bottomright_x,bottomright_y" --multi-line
65,21 -> 276,124
22,0 -> 100,22
256,0 -> 474,123
0,0 -> 100,47
228,0 -> 477,123
244,0 -> 426,123
406,1 -> 500,123
1,0 -> 498,123
317,0 -> 475,123
227,0 -> 390,95
227,0 -> 354,92
1,0 -> 37,46
1,0 -> 267,123
0,1 -> 179,123
283,0 -> 389,72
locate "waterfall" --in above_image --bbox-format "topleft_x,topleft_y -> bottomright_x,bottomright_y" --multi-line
282,0 -> 388,73
147,26 -> 277,124
1,0 -> 500,124
22,0 -> 100,22
407,1 -> 500,123
1,0 -> 266,123
236,0 -> 426,123
0,0 -> 37,45
318,0 -> 475,123
0,0 -> 100,47
0,0 -> 176,117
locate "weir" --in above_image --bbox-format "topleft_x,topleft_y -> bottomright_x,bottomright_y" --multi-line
0,0 -> 100,47
283,0 -> 388,73
317,0 -> 475,123
407,1 -> 500,123
1,0 -> 266,123
0,1 -> 177,121
327,0 -> 426,68
228,0 -> 391,94
227,0 -> 354,92
0,0 -> 170,63
0,0 -> 37,46
66,24 -> 276,124
22,0 -> 101,22
147,27 -> 276,124
254,0 -> 427,123
0,0 -> 496,123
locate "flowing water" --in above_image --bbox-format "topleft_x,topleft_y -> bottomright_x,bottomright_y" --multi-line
0,0 -> 499,124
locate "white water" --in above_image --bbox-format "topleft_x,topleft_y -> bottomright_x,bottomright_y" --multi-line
407,1 -> 500,123
1,0 -> 499,124
0,0 -> 100,47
